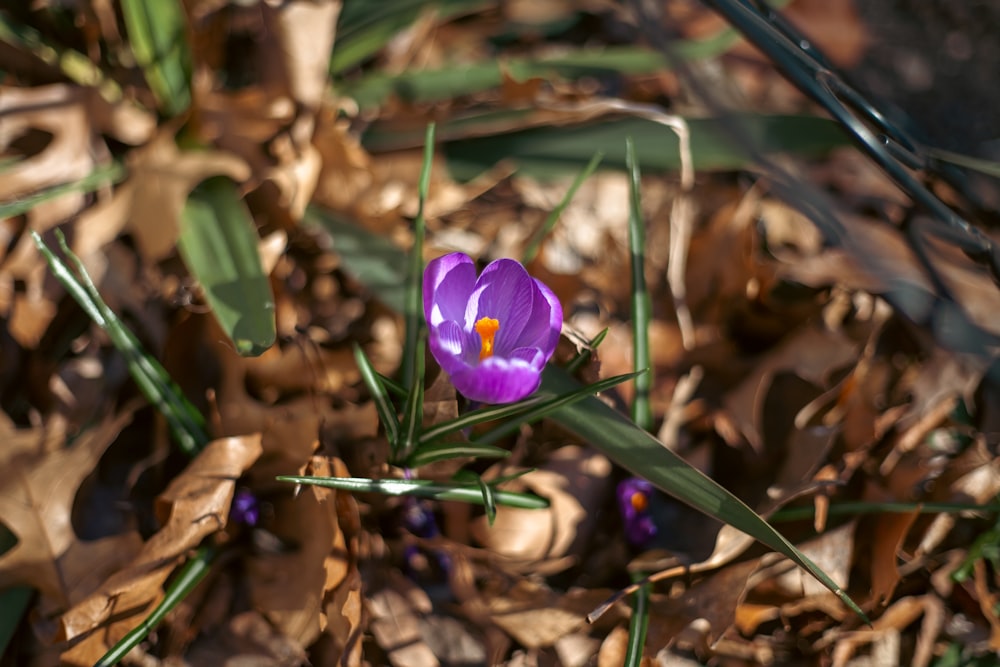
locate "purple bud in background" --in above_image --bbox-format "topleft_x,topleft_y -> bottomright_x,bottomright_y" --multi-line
616,477 -> 658,547
423,252 -> 563,404
231,488 -> 260,527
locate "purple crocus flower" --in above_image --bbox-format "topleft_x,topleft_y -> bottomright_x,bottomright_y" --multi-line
616,477 -> 658,547
423,252 -> 562,404
230,488 -> 260,527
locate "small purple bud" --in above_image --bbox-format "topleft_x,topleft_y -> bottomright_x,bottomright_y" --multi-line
231,488 -> 260,527
616,477 -> 658,547
423,253 -> 563,404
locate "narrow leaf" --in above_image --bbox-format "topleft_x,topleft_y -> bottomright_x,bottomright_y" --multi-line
522,150 -> 604,264
472,371 -> 641,446
540,365 -> 869,622
179,176 -> 275,357
277,475 -> 549,509
565,327 -> 609,374
353,344 -> 400,448
405,440 -> 510,469
0,162 -> 126,219
402,123 -> 435,386
33,231 -> 208,455
626,137 -> 653,431
94,543 -> 217,667
120,0 -> 191,115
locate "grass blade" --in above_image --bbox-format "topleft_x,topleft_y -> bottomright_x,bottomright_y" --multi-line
625,137 -> 653,432
119,0 -> 191,115
32,231 -> 208,455
418,395 -> 548,445
565,327 -> 609,374
94,543 -> 217,667
405,440 -> 511,468
472,371 -> 641,446
277,475 -> 549,509
522,150 -> 604,265
178,176 -> 276,357
397,335 -> 425,462
353,343 -> 400,448
0,162 -> 126,219
402,123 -> 436,387
455,470 -> 497,525
624,575 -> 651,667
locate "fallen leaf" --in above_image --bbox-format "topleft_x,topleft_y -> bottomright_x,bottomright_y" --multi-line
58,434 -> 262,648
0,411 -> 141,613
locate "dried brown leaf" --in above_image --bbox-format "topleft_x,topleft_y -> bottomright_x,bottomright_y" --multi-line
58,434 -> 262,647
246,455 -> 362,664
0,412 -> 141,612
472,446 -> 611,571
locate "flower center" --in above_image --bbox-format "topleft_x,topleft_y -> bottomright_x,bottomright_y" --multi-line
630,491 -> 648,513
474,317 -> 500,361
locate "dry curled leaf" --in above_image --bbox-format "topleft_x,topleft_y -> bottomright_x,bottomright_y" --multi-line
58,434 -> 262,660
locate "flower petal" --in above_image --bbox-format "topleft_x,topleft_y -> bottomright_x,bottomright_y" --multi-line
467,259 -> 533,354
423,252 -> 476,327
510,346 -> 544,369
508,278 -> 562,356
449,356 -> 542,404
429,320 -> 477,374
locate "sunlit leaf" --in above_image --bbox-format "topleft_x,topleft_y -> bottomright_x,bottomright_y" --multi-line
179,176 -> 275,357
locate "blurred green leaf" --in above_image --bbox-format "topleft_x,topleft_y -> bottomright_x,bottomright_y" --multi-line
625,137 -> 652,432
33,231 -> 208,455
306,208 -> 407,311
333,0 -> 489,74
436,113 -> 850,181
0,162 -> 126,219
120,0 -> 191,115
179,176 -> 275,357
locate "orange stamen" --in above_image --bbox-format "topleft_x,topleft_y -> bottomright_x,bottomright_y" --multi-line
475,317 -> 500,361
630,491 -> 648,513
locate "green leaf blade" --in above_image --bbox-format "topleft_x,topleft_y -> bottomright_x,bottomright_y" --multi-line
179,176 -> 276,357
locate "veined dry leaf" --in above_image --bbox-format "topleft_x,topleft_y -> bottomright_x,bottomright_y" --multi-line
58,434 -> 262,656
0,411 -> 141,613
246,455 -> 362,664
114,126 -> 250,262
724,324 -> 859,449
368,570 -> 440,667
644,558 -> 760,655
487,580 -> 613,650
0,85 -> 152,204
273,0 -> 341,112
183,610 -> 309,667
471,445 -> 611,572
870,509 -> 920,604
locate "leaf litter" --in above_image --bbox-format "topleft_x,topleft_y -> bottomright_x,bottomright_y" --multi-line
2,1 -> 1000,665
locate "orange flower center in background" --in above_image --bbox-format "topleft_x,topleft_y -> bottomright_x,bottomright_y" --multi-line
475,317 -> 500,361
630,491 -> 648,513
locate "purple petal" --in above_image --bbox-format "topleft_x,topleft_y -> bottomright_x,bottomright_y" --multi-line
449,356 -> 542,404
231,488 -> 260,527
429,320 -> 477,374
510,346 -> 544,368
466,259 -> 533,352
509,279 -> 562,356
616,478 -> 658,547
424,252 -> 476,327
